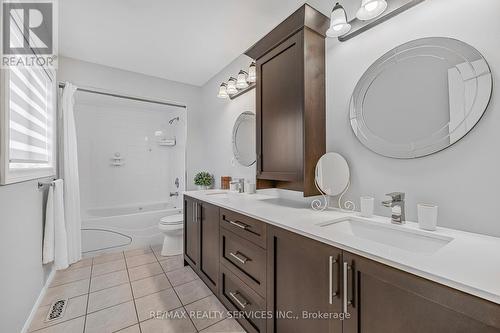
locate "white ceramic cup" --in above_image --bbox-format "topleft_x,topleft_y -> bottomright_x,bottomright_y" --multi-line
245,182 -> 256,194
360,196 -> 375,217
417,204 -> 438,231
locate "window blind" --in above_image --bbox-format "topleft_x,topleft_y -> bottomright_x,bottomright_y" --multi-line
9,66 -> 53,167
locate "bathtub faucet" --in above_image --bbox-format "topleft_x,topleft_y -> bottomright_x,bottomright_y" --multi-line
169,192 -> 179,197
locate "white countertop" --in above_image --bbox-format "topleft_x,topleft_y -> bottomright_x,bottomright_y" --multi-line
185,189 -> 500,304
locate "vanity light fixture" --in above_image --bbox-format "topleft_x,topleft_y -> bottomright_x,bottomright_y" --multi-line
247,62 -> 256,83
326,2 -> 351,37
227,77 -> 238,94
217,82 -> 229,99
236,70 -> 249,89
217,62 -> 257,100
356,0 -> 388,21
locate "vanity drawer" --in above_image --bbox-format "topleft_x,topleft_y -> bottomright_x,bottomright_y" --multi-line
221,228 -> 266,297
220,208 -> 267,248
219,264 -> 266,333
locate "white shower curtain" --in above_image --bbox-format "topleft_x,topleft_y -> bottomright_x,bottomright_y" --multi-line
59,82 -> 82,264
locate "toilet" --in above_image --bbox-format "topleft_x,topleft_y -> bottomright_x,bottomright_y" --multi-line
158,213 -> 184,256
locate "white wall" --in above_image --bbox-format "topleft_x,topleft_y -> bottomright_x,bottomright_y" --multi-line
196,0 -> 500,237
193,55 -> 257,189
326,0 -> 500,237
0,180 -> 53,333
58,56 -> 202,191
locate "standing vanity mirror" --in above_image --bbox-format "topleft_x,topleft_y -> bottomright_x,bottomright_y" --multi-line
313,152 -> 354,211
350,37 -> 492,158
232,111 -> 256,166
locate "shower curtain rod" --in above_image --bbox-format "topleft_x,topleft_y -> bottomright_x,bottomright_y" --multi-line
58,82 -> 187,109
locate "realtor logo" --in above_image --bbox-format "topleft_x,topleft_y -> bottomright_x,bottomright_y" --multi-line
2,0 -> 57,68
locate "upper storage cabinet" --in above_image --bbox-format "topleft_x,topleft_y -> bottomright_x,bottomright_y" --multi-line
246,5 -> 329,196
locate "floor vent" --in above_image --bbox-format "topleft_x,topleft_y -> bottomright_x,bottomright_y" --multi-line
45,299 -> 68,322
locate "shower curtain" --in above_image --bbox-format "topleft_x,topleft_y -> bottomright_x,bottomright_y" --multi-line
59,82 -> 82,264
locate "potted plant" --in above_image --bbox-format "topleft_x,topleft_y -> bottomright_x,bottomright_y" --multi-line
194,171 -> 213,190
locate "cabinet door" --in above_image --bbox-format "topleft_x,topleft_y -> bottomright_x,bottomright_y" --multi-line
183,196 -> 199,267
342,252 -> 500,333
198,202 -> 219,293
256,31 -> 303,182
267,226 -> 343,333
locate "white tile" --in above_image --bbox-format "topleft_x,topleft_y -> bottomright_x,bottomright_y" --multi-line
50,266 -> 91,287
159,255 -> 184,272
174,279 -> 212,305
184,295 -> 227,330
128,262 -> 163,281
125,247 -> 152,258
90,270 -> 129,292
131,274 -> 171,299
140,309 -> 196,333
92,259 -> 126,276
88,283 -> 133,313
93,251 -> 124,265
199,318 -> 246,333
85,301 -> 138,333
135,289 -> 182,322
42,279 -> 89,306
165,266 -> 198,287
126,253 -> 157,268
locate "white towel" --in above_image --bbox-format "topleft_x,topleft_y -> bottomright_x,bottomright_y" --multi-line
43,179 -> 69,270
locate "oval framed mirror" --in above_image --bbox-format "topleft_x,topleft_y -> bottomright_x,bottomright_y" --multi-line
350,37 -> 492,159
315,152 -> 350,196
232,111 -> 256,166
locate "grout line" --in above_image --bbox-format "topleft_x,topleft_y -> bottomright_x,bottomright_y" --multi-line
83,256 -> 94,332
123,251 -> 143,333
152,247 -> 201,331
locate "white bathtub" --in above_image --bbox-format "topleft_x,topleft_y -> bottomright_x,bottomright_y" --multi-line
82,201 -> 182,255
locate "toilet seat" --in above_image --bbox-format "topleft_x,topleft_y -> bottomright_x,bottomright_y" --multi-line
160,213 -> 183,225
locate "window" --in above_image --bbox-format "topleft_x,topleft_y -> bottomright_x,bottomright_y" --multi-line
0,66 -> 56,184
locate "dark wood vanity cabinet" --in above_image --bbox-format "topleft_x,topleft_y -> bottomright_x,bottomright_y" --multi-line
246,4 -> 329,196
183,196 -> 219,293
184,198 -> 500,333
342,252 -> 500,333
183,196 -> 199,267
267,226 -> 343,333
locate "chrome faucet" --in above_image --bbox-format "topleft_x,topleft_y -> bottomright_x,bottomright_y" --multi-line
169,192 -> 179,197
382,192 -> 406,224
230,178 -> 245,193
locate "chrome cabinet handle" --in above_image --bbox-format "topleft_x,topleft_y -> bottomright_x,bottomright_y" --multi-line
329,256 -> 338,304
229,251 -> 249,264
229,291 -> 249,309
343,262 -> 352,313
227,219 -> 248,230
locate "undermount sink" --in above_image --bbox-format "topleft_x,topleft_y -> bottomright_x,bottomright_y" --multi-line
317,218 -> 453,253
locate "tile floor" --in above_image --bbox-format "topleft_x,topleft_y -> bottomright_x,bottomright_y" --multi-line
28,245 -> 246,333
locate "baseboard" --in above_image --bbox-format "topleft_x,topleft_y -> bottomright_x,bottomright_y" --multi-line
20,266 -> 56,333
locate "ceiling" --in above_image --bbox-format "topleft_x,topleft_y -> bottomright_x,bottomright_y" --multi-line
59,0 -> 360,86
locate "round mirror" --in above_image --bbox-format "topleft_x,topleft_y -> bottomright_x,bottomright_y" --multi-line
350,37 -> 492,158
315,152 -> 350,196
232,111 -> 256,166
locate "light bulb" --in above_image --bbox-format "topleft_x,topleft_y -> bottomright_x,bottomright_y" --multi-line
217,83 -> 229,98
227,77 -> 238,94
356,0 -> 387,21
247,62 -> 256,83
326,2 -> 351,38
236,70 -> 249,89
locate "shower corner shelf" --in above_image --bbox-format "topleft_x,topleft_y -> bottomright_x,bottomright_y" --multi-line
157,139 -> 176,146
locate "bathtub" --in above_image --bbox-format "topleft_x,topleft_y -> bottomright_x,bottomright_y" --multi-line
81,201 -> 182,255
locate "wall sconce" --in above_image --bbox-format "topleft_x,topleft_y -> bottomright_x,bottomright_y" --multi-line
327,0 -> 424,41
217,83 -> 229,98
217,61 -> 257,100
356,0 -> 388,20
236,70 -> 249,89
247,62 -> 256,83
326,2 -> 351,37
